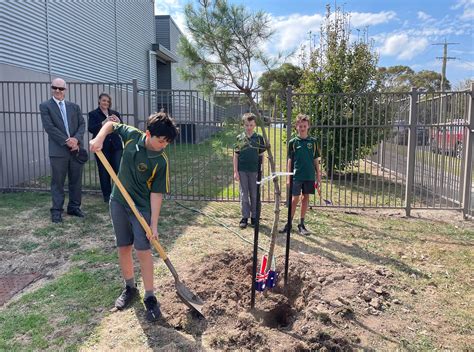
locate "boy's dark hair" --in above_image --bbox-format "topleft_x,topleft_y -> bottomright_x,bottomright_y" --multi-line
242,112 -> 256,123
147,111 -> 179,142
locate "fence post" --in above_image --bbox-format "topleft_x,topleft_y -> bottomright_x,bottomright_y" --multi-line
286,86 -> 293,145
462,83 -> 474,219
132,79 -> 138,128
284,85 -> 292,286
285,85 -> 293,199
405,87 -> 418,217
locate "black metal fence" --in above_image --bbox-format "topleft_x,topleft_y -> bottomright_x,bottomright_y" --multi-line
1,80 -> 472,217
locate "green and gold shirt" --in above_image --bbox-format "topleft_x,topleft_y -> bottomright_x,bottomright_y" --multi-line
288,136 -> 319,181
110,124 -> 169,212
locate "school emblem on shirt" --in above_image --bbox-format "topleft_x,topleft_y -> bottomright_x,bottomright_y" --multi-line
307,142 -> 313,149
137,163 -> 148,172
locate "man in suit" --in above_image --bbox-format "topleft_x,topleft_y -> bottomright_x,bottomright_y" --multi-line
40,78 -> 86,223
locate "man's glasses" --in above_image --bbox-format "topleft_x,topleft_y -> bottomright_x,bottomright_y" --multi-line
51,86 -> 66,91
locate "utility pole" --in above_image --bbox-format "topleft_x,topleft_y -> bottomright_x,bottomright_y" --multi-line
433,39 -> 459,91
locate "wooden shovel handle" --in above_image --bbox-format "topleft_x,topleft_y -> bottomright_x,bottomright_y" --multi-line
96,150 -> 168,261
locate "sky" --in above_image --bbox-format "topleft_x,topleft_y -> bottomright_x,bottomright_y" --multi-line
156,0 -> 474,88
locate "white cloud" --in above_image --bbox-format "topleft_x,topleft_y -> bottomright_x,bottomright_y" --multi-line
379,33 -> 429,60
452,0 -> 474,20
268,10 -> 396,53
155,0 -> 181,15
460,7 -> 474,19
154,0 -> 190,37
350,11 -> 397,27
269,13 -> 324,52
417,11 -> 432,21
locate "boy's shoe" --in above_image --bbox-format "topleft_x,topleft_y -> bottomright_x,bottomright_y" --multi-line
115,285 -> 139,310
250,218 -> 257,227
297,224 -> 311,236
144,296 -> 161,322
239,218 -> 248,229
279,223 -> 291,233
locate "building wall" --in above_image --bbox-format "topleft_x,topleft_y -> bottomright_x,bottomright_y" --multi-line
0,0 -> 155,89
155,15 -> 195,91
0,0 -> 156,188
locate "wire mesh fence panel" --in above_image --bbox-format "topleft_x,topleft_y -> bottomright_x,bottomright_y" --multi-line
291,92 -> 410,208
1,82 -> 472,213
0,81 -> 134,191
410,91 -> 470,210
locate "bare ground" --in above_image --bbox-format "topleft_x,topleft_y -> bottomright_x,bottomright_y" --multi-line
1,194 -> 473,351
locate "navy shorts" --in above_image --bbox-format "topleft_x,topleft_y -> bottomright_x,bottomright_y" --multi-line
109,199 -> 151,250
292,180 -> 315,196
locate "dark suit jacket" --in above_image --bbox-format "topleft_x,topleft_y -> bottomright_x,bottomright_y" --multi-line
40,98 -> 85,157
87,108 -> 123,151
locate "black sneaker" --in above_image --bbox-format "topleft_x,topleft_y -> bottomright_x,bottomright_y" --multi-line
250,218 -> 257,227
115,285 -> 138,310
298,224 -> 311,236
279,223 -> 291,233
239,218 -> 248,229
144,296 -> 161,322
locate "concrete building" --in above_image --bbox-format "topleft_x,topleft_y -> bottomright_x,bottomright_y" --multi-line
0,1 -> 220,189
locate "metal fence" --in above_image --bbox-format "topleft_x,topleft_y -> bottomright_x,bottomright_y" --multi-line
1,80 -> 473,217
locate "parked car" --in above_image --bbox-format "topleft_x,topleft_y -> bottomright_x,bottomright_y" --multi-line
430,119 -> 466,158
392,120 -> 430,146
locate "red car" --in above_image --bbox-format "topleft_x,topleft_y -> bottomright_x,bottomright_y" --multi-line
430,119 -> 466,158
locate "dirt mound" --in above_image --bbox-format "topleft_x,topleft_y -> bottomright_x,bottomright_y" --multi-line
157,250 -> 396,351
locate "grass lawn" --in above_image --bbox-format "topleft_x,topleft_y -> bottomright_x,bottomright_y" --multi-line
0,191 -> 473,350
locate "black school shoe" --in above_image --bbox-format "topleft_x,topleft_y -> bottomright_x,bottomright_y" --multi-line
298,224 -> 311,236
250,218 -> 257,227
279,223 -> 292,233
144,296 -> 161,322
115,285 -> 139,310
239,218 -> 248,229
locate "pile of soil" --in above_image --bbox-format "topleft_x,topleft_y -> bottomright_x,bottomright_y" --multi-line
157,249 -> 397,351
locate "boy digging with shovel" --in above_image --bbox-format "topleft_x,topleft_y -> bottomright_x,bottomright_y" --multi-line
89,111 -> 178,322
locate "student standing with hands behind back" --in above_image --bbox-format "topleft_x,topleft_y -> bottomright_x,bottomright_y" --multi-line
88,93 -> 123,202
233,113 -> 266,229
280,113 -> 321,236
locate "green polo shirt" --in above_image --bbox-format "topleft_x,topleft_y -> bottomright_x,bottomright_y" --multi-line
235,132 -> 265,172
288,136 -> 319,181
110,124 -> 170,212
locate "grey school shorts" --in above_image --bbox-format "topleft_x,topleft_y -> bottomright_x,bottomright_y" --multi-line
292,180 -> 315,196
109,199 -> 151,250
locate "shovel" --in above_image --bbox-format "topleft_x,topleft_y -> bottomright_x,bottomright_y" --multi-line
315,182 -> 332,205
96,150 -> 204,317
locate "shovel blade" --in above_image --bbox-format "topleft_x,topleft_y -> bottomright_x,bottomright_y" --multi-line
175,279 -> 204,317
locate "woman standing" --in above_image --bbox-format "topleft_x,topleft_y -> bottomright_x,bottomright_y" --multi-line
88,93 -> 123,202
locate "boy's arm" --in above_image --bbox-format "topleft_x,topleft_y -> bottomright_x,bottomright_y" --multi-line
149,192 -> 163,241
314,158 -> 321,184
233,152 -> 239,181
89,121 -> 117,152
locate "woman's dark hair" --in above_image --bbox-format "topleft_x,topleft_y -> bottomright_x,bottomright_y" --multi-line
98,93 -> 112,107
147,111 -> 179,142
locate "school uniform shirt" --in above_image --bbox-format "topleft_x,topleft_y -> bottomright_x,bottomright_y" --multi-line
288,136 -> 319,181
110,124 -> 170,212
235,132 -> 265,172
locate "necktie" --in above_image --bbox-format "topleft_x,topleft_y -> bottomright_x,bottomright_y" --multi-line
58,101 -> 70,137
